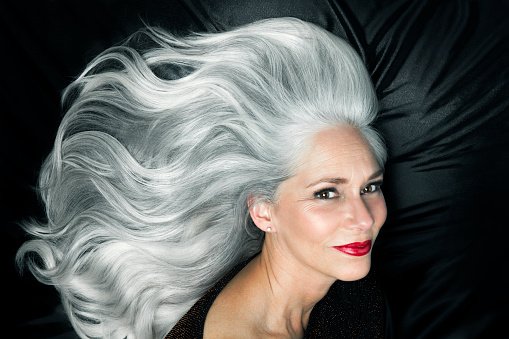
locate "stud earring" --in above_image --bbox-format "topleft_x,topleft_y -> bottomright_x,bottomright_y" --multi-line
266,226 -> 272,232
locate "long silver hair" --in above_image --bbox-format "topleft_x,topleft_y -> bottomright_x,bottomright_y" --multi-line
16,17 -> 386,338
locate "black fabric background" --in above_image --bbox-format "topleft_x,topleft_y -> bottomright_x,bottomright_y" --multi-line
2,1 -> 508,338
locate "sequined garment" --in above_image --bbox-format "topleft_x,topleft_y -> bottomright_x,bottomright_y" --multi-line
166,256 -> 391,339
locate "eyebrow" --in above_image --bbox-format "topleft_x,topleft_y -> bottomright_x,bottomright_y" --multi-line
306,169 -> 384,188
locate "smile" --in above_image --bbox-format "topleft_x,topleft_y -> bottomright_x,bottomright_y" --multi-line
333,240 -> 372,256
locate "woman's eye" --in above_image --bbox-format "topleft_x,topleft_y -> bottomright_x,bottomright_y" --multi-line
361,183 -> 382,195
314,188 -> 338,200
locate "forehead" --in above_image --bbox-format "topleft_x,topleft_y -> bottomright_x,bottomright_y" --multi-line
313,126 -> 370,152
296,126 -> 378,177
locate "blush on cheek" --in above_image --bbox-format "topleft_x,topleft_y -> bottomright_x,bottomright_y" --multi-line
299,201 -> 322,213
379,203 -> 387,227
372,199 -> 387,228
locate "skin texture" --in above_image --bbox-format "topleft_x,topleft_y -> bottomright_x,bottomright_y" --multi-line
204,125 -> 387,338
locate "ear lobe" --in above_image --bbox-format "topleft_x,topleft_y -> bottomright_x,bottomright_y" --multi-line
248,199 -> 273,232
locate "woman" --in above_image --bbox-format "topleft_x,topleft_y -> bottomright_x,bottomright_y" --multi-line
17,17 -> 388,338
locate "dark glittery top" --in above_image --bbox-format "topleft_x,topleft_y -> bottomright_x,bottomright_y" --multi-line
166,256 -> 391,338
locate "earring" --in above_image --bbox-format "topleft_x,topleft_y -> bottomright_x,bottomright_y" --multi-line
266,226 -> 272,232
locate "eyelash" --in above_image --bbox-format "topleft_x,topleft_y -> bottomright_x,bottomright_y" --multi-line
313,182 -> 383,200
314,188 -> 339,200
360,182 -> 383,195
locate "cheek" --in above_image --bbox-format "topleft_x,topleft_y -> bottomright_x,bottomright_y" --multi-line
369,195 -> 387,231
277,201 -> 338,241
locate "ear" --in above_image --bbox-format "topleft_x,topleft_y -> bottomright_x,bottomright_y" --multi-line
247,196 -> 274,233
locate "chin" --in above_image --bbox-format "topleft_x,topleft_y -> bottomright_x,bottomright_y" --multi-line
336,260 -> 372,282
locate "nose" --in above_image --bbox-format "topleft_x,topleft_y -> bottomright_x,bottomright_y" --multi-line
342,196 -> 374,231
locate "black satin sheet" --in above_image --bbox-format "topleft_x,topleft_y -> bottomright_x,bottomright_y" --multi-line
3,1 -> 508,338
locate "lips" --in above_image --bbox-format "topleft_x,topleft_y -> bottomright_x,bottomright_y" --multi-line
333,240 -> 372,256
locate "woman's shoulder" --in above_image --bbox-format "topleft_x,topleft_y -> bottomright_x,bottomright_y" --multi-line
166,262 -> 391,339
164,289 -> 214,338
164,258 -> 252,339
305,269 -> 390,339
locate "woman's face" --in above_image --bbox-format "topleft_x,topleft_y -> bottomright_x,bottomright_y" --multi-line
269,125 -> 386,282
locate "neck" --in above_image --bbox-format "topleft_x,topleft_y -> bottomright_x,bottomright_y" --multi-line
247,244 -> 336,337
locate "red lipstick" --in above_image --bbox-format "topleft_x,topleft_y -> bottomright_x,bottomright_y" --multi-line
333,240 -> 372,256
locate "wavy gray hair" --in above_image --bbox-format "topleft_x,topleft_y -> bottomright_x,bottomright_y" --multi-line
16,17 -> 386,338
